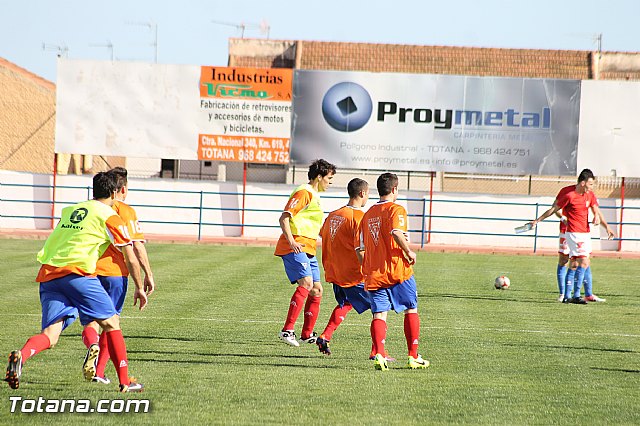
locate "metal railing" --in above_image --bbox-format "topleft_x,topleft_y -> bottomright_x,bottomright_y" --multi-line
1,181 -> 638,252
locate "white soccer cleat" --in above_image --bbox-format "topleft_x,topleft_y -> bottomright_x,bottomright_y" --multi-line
407,354 -> 430,369
278,330 -> 300,347
584,295 -> 606,303
298,332 -> 318,344
91,376 -> 111,384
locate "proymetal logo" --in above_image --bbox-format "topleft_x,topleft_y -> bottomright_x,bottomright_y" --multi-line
322,82 -> 551,132
322,82 -> 373,132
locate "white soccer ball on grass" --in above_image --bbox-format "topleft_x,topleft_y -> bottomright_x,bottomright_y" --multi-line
494,276 -> 510,290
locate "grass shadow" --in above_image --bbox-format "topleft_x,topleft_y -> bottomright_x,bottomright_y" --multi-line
591,367 -> 640,374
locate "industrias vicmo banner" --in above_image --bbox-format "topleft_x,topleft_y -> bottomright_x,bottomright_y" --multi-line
291,70 -> 580,175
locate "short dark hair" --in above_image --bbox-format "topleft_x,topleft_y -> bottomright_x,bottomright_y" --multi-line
347,178 -> 368,198
110,167 -> 128,191
93,171 -> 117,199
377,172 -> 398,196
578,168 -> 595,183
308,159 -> 337,180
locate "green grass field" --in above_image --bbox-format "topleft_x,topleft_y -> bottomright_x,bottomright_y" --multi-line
1,239 -> 639,425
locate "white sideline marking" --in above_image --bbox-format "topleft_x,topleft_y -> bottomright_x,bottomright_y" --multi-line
3,313 -> 639,339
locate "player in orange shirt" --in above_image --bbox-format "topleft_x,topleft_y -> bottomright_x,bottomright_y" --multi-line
316,178 -> 371,356
275,159 -> 336,346
359,173 -> 429,370
81,167 -> 156,384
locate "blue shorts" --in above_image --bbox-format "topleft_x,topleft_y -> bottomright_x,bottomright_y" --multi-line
370,276 -> 418,314
280,252 -> 321,284
333,283 -> 371,314
40,274 -> 118,328
98,276 -> 129,314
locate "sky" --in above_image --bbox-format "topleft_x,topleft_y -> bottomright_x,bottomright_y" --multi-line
2,0 -> 639,83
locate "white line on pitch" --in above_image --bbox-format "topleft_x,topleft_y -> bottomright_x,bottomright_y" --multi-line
2,313 -> 639,339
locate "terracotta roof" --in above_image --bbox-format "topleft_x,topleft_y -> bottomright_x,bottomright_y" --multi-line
297,41 -> 592,79
0,57 -> 55,91
229,39 -> 640,81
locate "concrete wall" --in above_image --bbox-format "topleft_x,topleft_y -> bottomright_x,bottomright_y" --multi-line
2,170 -> 638,252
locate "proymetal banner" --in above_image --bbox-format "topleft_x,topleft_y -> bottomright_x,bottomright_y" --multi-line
291,70 -> 580,175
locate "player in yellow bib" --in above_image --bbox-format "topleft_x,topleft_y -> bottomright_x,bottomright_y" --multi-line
5,171 -> 147,393
275,159 -> 336,346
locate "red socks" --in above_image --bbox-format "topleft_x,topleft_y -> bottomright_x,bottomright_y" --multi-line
404,312 -> 420,358
95,330 -> 110,378
81,326 -> 100,349
321,303 -> 353,341
20,333 -> 51,363
283,286 -> 309,331
301,295 -> 322,339
371,318 -> 387,356
105,330 -> 129,386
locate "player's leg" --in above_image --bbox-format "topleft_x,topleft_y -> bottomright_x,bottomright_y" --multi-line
568,233 -> 591,302
95,315 -> 141,392
5,320 -> 65,390
557,235 -> 569,302
81,321 -> 101,381
563,233 -> 585,303
300,256 -> 323,343
92,275 -> 128,383
317,284 -> 352,355
5,279 -> 78,389
369,289 -> 390,370
279,253 -> 314,346
388,276 -> 429,369
66,275 -> 142,392
583,266 -> 605,302
572,257 -> 590,299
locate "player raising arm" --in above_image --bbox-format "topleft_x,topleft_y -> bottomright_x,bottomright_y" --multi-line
529,169 -> 614,304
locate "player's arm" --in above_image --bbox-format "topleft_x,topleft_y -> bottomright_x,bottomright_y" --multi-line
279,212 -> 303,253
133,241 -> 155,295
391,206 -> 416,264
530,200 -> 561,227
121,245 -> 147,309
107,215 -> 147,310
355,224 -> 365,264
591,205 -> 615,239
554,209 -> 567,225
392,229 -> 416,265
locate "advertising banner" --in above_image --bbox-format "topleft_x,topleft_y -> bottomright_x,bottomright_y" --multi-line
55,60 -> 292,164
578,80 -> 640,178
291,70 -> 581,175
197,66 -> 292,164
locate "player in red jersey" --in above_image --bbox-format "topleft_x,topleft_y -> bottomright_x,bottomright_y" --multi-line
81,167 -> 156,385
315,178 -> 373,356
530,169 -> 614,304
359,173 -> 429,370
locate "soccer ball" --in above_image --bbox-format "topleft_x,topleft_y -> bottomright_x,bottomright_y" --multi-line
494,276 -> 510,290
